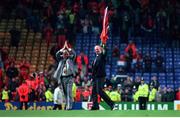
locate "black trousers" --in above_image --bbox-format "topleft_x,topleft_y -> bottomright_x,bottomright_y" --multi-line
20,102 -> 28,110
138,97 -> 147,110
53,104 -> 62,110
91,77 -> 114,109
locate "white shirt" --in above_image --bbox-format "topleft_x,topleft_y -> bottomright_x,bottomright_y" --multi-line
54,87 -> 65,104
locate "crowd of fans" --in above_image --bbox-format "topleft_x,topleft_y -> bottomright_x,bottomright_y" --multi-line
0,0 -> 180,46
1,41 -> 180,104
113,41 -> 165,74
0,0 -> 180,106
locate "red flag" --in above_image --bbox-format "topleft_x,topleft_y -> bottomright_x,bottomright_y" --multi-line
100,7 -> 109,44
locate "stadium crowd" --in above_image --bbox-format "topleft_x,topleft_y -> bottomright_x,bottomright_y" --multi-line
1,40 -> 180,104
0,0 -> 180,45
0,0 -> 180,108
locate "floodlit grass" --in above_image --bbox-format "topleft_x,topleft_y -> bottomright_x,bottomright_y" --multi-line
0,110 -> 180,117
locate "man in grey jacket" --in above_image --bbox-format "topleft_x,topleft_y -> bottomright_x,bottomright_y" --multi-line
53,41 -> 76,110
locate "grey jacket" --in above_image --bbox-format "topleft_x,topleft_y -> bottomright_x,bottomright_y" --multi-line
53,49 -> 76,83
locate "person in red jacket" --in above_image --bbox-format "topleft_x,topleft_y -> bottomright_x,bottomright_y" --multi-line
76,51 -> 89,79
37,72 -> 45,85
82,86 -> 90,101
125,41 -> 137,60
124,41 -> 137,72
18,81 -> 29,110
176,87 -> 180,100
75,88 -> 82,102
26,73 -> 37,91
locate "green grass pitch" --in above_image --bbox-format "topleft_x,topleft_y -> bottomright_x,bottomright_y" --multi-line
0,110 -> 180,117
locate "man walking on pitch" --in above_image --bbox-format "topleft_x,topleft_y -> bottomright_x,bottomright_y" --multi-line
53,41 -> 76,110
90,6 -> 115,110
91,43 -> 115,110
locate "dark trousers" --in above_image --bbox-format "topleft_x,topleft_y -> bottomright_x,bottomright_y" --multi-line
138,97 -> 147,110
20,102 -> 28,110
53,104 -> 62,110
91,77 -> 114,109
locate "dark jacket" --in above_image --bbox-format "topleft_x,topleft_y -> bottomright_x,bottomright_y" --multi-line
92,47 -> 106,78
150,80 -> 160,90
6,67 -> 19,79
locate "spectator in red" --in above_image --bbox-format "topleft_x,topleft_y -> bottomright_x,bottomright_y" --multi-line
82,85 -> 90,101
26,73 -> 37,90
125,41 -> 137,60
75,88 -> 82,102
76,51 -> 89,80
36,72 -> 45,87
43,24 -> 53,46
19,57 -> 30,80
18,81 -> 29,110
176,87 -> 180,100
124,41 -> 137,72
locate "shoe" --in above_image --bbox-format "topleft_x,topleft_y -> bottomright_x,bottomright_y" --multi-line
91,106 -> 99,110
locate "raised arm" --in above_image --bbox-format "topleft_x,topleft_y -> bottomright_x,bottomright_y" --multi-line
68,48 -> 76,61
